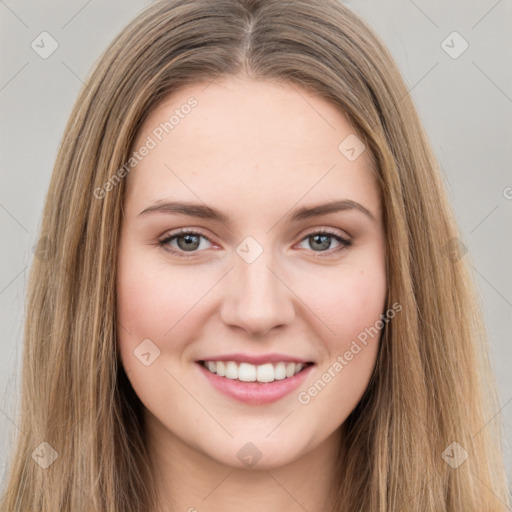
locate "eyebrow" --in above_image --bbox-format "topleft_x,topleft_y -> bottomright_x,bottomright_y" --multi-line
138,199 -> 376,223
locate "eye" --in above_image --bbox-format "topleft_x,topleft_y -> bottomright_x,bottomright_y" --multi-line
296,228 -> 352,256
157,227 -> 352,258
158,228 -> 214,257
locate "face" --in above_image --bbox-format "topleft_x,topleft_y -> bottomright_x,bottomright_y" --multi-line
117,75 -> 387,469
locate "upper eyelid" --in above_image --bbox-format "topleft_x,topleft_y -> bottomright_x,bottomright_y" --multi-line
159,227 -> 212,243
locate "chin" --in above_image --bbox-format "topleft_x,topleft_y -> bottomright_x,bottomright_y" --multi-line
203,431 -> 315,471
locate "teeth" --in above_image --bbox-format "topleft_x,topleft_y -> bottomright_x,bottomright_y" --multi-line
256,363 -> 274,383
239,362 -> 256,382
202,360 -> 306,382
225,361 -> 238,379
274,362 -> 287,380
286,362 -> 296,378
216,361 -> 226,377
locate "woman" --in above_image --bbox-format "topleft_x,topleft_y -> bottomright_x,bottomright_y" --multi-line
1,0 -> 509,510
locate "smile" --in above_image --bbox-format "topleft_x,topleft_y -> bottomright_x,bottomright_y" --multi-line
200,360 -> 310,383
197,360 -> 315,405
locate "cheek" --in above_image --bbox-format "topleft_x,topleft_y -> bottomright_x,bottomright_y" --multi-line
291,255 -> 387,412
337,267 -> 387,339
297,264 -> 387,420
294,259 -> 387,345
116,246 -> 189,371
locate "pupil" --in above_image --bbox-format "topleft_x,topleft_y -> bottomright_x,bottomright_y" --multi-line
311,234 -> 330,251
178,234 -> 200,251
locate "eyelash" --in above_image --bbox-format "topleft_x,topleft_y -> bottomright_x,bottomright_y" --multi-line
157,227 -> 352,259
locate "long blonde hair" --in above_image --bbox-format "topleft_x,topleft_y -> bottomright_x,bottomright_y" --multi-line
2,0 -> 509,510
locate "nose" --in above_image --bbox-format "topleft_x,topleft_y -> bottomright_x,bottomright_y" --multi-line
219,250 -> 295,337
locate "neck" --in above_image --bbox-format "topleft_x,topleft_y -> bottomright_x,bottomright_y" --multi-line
146,412 -> 343,512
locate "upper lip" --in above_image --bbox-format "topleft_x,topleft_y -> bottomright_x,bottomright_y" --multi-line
197,353 -> 313,365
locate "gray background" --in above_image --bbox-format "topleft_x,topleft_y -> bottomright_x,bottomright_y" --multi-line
1,0 -> 511,492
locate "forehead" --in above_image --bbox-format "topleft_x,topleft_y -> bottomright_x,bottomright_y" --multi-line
125,76 -> 379,219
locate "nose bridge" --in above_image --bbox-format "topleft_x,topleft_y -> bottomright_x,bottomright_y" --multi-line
220,239 -> 295,335
239,253 -> 279,304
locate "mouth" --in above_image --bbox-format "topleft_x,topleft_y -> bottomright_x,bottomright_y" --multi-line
198,360 -> 314,383
196,359 -> 315,405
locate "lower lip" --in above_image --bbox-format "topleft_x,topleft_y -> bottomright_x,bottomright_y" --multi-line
197,363 -> 314,405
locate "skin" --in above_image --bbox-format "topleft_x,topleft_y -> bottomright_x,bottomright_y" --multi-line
117,75 -> 387,512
